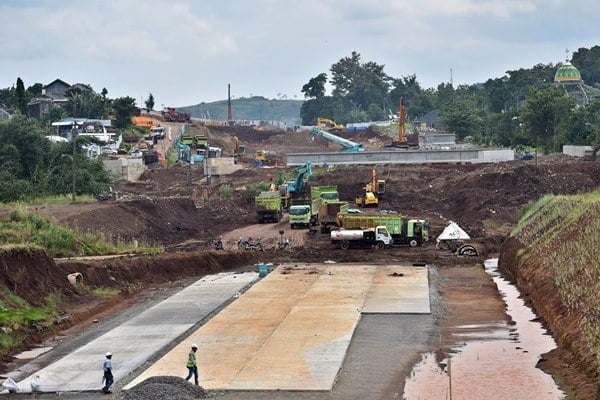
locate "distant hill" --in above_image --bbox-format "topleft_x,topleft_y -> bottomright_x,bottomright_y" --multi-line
178,96 -> 303,125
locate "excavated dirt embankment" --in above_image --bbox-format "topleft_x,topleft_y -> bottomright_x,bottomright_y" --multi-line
0,248 -> 260,363
499,225 -> 600,399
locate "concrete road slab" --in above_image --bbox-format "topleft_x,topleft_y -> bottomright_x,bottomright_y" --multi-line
13,271 -> 258,393
130,264 -> 381,391
362,266 -> 430,314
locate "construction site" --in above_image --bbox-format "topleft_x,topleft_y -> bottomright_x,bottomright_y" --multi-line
1,118 -> 600,400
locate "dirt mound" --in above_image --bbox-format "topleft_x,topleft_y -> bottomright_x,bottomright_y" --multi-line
0,248 -> 78,307
117,376 -> 209,400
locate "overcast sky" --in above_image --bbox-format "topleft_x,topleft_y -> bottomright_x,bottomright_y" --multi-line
1,0 -> 598,108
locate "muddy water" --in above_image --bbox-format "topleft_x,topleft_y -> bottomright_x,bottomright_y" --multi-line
403,259 -> 564,400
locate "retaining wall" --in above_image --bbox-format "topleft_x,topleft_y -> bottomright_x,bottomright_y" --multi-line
286,148 -> 514,166
102,158 -> 145,182
563,145 -> 594,158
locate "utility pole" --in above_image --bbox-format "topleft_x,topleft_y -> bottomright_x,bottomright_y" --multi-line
71,125 -> 78,203
227,84 -> 233,125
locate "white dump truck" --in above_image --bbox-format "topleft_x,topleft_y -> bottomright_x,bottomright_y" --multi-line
330,225 -> 393,250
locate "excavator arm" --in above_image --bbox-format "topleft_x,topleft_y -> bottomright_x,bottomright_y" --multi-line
310,128 -> 364,152
387,97 -> 409,149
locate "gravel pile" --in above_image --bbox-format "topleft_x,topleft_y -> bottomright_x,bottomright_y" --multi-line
117,376 -> 210,400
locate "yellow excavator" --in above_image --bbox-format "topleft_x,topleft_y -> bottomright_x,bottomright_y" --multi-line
316,118 -> 345,132
231,136 -> 245,156
355,169 -> 386,207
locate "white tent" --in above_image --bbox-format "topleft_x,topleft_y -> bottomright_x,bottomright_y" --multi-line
436,221 -> 470,247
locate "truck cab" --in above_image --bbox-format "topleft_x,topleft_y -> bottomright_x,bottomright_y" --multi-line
289,204 -> 311,229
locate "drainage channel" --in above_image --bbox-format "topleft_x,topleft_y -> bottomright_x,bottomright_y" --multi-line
403,259 -> 564,400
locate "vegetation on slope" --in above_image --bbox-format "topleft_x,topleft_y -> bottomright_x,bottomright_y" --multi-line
0,209 -> 161,258
509,188 -> 600,375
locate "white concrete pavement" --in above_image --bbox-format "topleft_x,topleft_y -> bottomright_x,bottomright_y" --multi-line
12,271 -> 258,393
129,264 -> 431,391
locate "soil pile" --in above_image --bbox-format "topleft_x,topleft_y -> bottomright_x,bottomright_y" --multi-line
117,376 -> 209,400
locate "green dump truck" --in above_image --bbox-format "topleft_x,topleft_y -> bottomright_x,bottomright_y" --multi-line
336,213 -> 429,247
289,201 -> 311,229
255,191 -> 283,223
309,185 -> 341,228
310,186 -> 340,203
317,201 -> 349,234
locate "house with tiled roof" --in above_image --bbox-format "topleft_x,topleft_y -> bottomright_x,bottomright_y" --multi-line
27,79 -> 71,118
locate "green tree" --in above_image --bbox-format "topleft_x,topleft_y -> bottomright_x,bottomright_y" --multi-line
571,46 -> 600,86
367,103 -> 387,121
111,96 -> 137,129
15,78 -> 27,115
439,97 -> 482,141
301,73 -> 327,99
41,107 -> 68,127
330,51 -> 391,111
0,116 -> 112,202
434,82 -> 455,108
145,93 -> 155,111
485,111 -> 525,147
520,87 -> 575,152
0,87 -> 15,108
389,75 -> 433,118
101,88 -> 109,118
26,83 -> 43,98
65,85 -> 104,118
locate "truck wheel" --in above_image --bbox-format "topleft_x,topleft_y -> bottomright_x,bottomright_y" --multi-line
340,241 -> 350,250
409,239 -> 418,247
375,241 -> 385,250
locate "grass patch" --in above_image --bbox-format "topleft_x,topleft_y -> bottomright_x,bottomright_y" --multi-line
512,189 -> 600,375
0,208 -> 162,257
0,291 -> 62,353
220,184 -> 234,200
91,287 -> 120,298
0,194 -> 97,207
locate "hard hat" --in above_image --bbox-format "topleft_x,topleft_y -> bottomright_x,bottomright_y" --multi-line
105,352 -> 112,357
191,343 -> 198,348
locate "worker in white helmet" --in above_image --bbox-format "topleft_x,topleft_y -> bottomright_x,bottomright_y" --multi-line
185,343 -> 199,385
102,352 -> 113,394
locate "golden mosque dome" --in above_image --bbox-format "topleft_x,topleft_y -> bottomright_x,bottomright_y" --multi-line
554,63 -> 582,83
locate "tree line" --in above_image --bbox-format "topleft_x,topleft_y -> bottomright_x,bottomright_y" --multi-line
300,47 -> 600,153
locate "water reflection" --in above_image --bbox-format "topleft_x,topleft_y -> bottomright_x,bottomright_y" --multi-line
403,259 -> 564,400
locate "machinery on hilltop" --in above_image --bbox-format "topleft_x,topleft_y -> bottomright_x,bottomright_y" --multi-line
310,127 -> 364,152
163,107 -> 191,123
316,118 -> 345,132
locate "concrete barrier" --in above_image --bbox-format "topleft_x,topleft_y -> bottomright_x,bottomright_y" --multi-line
563,145 -> 594,158
102,158 -> 145,181
287,148 -> 514,166
203,157 -> 244,176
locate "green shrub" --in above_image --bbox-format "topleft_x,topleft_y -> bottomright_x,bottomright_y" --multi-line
220,184 -> 234,200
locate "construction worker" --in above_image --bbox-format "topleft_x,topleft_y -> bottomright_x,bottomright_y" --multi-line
102,352 -> 113,394
185,343 -> 199,385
